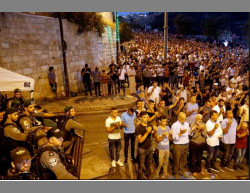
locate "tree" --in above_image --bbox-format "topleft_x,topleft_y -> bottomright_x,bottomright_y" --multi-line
173,14 -> 195,36
58,12 -> 105,37
201,13 -> 231,41
150,13 -> 164,31
119,21 -> 134,43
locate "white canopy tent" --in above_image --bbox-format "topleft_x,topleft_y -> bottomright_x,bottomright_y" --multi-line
0,67 -> 35,97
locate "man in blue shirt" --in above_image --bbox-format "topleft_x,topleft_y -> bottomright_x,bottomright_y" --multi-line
121,108 -> 137,164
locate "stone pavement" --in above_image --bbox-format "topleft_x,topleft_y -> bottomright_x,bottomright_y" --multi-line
37,94 -> 137,115
36,95 -> 249,180
75,113 -> 249,180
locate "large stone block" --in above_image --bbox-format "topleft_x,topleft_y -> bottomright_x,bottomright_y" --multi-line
1,56 -> 12,63
13,56 -> 22,63
1,42 -> 10,48
23,68 -> 33,75
41,65 -> 48,72
41,55 -> 48,59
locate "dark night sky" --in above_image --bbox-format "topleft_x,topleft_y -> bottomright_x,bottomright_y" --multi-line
118,12 -> 148,16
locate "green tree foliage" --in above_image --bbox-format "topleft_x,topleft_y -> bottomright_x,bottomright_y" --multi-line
150,13 -> 164,31
119,21 -> 134,43
58,12 -> 105,37
173,14 -> 195,36
201,13 -> 231,41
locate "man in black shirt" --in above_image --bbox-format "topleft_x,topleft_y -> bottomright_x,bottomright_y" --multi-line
135,111 -> 154,179
110,65 -> 118,95
81,64 -> 92,96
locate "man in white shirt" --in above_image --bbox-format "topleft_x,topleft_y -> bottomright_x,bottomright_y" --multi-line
220,110 -> 238,169
118,65 -> 126,95
177,85 -> 188,103
230,74 -> 238,89
171,112 -> 191,179
147,81 -> 161,104
105,108 -> 125,168
205,110 -> 223,173
212,99 -> 226,123
156,65 -> 164,86
228,67 -> 235,79
239,98 -> 249,122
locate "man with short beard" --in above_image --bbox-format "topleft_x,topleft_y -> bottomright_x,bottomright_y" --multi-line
19,99 -> 42,134
121,108 -> 137,164
4,108 -> 29,152
220,110 -> 238,169
60,106 -> 85,154
199,100 -> 212,123
205,110 -> 223,173
212,99 -> 226,123
106,108 -> 125,168
135,111 -> 154,179
7,88 -> 25,109
2,108 -> 30,174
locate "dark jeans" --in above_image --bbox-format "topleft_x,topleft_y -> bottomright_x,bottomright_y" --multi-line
221,143 -> 235,167
163,77 -> 169,83
108,83 -> 112,95
137,147 -> 153,179
205,145 -> 219,169
173,144 -> 189,175
83,81 -> 92,95
111,80 -> 118,94
169,76 -> 174,87
108,139 -> 121,161
157,76 -> 164,87
94,82 -> 101,96
118,80 -> 125,94
234,148 -> 246,167
189,141 -> 204,173
177,76 -> 183,85
49,82 -> 57,93
125,74 -> 129,87
143,77 -> 151,89
151,77 -> 157,84
124,133 -> 136,160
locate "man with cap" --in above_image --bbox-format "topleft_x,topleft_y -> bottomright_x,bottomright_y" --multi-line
34,119 -> 57,148
2,108 -> 30,174
18,99 -> 42,134
60,106 -> 85,154
211,83 -> 220,97
7,88 -> 25,109
39,127 -> 77,180
6,147 -> 39,180
3,107 -> 29,151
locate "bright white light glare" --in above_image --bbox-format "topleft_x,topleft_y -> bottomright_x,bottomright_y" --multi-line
224,40 -> 229,47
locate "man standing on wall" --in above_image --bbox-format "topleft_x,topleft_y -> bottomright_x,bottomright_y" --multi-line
91,66 -> 101,97
48,66 -> 57,99
81,64 -> 92,96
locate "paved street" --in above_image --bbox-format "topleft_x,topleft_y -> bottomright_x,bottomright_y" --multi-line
74,112 -> 249,180
39,95 -> 249,180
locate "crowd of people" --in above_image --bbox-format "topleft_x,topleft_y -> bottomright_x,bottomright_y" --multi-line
104,32 -> 249,179
0,89 -> 85,180
0,31 -> 249,180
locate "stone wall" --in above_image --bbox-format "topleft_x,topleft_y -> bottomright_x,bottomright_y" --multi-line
0,12 -> 116,99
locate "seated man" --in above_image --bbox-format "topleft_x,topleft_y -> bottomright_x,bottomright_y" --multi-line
7,147 -> 39,180
39,128 -> 77,180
